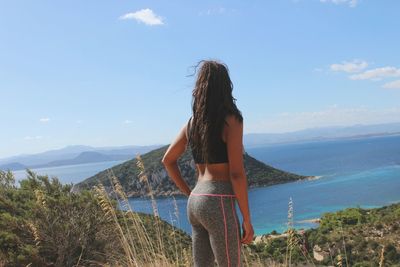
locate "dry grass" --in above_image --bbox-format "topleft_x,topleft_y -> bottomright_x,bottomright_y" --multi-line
92,154 -> 191,266
379,244 -> 385,267
27,222 -> 41,247
284,198 -> 315,267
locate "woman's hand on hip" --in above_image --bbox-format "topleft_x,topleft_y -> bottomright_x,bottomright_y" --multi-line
240,220 -> 254,244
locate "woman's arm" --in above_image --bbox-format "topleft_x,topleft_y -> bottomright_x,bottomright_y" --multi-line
226,115 -> 254,243
161,123 -> 191,196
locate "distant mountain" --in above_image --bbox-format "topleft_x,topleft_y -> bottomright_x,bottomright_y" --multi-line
0,162 -> 27,171
0,145 -> 163,171
3,122 -> 400,171
34,151 -> 131,168
0,145 -> 95,166
244,122 -> 400,147
74,145 -> 312,197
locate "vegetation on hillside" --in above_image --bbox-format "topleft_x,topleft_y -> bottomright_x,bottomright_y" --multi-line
0,169 -> 191,266
247,202 -> 400,266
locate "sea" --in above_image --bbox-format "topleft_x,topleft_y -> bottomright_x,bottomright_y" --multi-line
13,160 -> 125,184
12,134 -> 400,236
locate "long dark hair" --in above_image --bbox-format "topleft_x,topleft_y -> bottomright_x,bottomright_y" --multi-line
189,60 -> 243,163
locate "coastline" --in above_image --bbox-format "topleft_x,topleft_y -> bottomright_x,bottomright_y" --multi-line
306,175 -> 322,181
297,218 -> 321,224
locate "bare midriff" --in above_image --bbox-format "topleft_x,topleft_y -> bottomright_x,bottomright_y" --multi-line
195,162 -> 231,183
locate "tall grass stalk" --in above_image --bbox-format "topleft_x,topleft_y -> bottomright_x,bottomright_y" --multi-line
93,183 -> 139,266
338,219 -> 349,267
136,155 -> 164,255
284,197 -> 316,267
379,244 -> 385,267
285,197 -> 294,267
93,154 -> 190,266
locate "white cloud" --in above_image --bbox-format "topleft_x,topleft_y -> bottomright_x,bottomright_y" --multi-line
246,105 -> 400,133
320,0 -> 359,7
123,120 -> 133,124
330,60 -> 368,73
39,118 -> 50,123
327,60 -> 400,88
24,135 -> 43,140
349,67 -> 400,81
119,9 -> 164,26
76,120 -> 83,124
382,80 -> 400,89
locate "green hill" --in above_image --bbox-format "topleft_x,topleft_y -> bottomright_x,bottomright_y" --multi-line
75,144 -> 312,197
248,203 -> 400,266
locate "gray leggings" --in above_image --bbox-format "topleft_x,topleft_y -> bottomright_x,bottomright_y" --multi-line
187,180 -> 242,267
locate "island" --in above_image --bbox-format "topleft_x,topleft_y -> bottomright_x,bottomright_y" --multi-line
74,144 -> 313,197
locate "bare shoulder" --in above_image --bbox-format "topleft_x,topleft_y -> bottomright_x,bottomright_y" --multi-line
225,114 -> 243,128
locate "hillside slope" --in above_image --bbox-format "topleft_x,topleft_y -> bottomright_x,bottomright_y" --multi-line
248,203 -> 400,266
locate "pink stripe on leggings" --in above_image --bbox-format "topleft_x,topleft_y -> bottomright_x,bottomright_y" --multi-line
220,196 -> 230,267
231,197 -> 240,266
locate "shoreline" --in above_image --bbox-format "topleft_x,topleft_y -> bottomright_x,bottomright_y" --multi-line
297,218 -> 321,224
306,175 -> 322,181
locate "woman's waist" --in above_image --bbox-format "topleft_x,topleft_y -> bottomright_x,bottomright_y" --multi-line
195,165 -> 230,181
191,179 -> 235,197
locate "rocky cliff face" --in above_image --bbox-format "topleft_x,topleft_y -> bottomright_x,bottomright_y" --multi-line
75,144 -> 311,197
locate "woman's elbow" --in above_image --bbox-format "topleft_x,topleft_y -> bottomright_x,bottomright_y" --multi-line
161,155 -> 174,166
230,170 -> 246,181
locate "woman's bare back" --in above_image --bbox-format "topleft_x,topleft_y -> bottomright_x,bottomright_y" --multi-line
187,115 -> 238,183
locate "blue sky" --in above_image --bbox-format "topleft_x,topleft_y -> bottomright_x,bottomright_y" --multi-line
1,0 -> 400,158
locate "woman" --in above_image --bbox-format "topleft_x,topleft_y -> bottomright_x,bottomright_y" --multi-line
162,60 -> 254,267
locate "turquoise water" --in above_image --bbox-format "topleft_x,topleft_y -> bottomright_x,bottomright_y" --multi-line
127,135 -> 400,235
127,165 -> 400,235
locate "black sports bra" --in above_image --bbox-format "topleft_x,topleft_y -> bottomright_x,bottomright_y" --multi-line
186,116 -> 229,164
